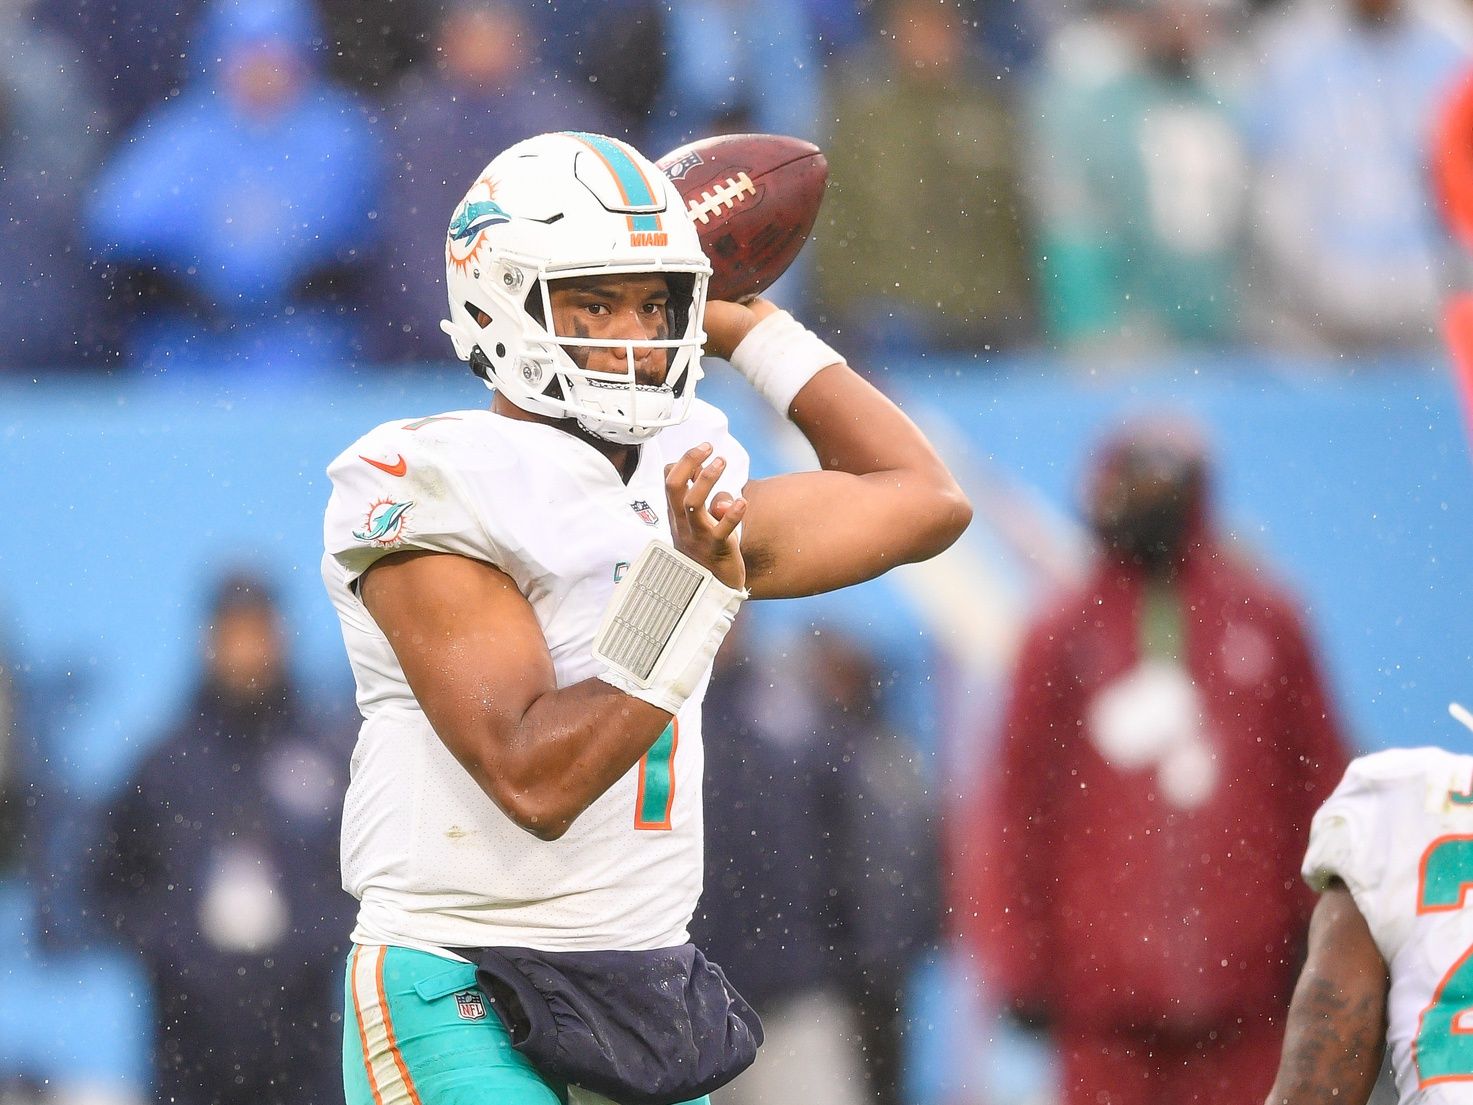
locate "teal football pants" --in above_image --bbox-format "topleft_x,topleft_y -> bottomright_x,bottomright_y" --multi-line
343,944 -> 713,1105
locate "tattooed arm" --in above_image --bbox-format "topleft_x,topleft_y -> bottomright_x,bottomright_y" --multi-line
1264,882 -> 1390,1105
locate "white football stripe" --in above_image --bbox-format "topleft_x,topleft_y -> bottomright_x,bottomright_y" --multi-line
351,945 -> 421,1105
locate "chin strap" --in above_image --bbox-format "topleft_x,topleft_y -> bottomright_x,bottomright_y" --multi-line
469,346 -> 495,383
440,317 -> 475,360
441,318 -> 495,385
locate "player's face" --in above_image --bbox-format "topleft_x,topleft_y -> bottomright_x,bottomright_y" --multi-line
548,274 -> 672,386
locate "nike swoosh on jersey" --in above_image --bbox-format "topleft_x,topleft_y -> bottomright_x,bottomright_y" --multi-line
360,454 -> 407,477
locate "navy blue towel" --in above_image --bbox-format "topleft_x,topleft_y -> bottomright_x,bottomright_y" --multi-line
469,943 -> 763,1105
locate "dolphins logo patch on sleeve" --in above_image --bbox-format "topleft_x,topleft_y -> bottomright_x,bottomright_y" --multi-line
354,499 -> 414,547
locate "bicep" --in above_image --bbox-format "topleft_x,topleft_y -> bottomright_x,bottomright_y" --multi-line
358,550 -> 555,771
738,469 -> 947,598
1265,883 -> 1388,1105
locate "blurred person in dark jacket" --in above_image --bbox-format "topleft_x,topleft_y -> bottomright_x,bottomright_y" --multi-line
807,629 -> 941,1105
961,417 -> 1352,1105
693,631 -> 868,1105
695,626 -> 939,1105
90,572 -> 353,1105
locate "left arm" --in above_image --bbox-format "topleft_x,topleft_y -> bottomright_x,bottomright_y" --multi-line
1263,882 -> 1388,1105
704,300 -> 972,599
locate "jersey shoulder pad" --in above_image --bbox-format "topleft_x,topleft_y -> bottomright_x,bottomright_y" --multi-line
658,398 -> 750,487
1303,748 -> 1473,896
683,397 -> 735,442
323,411 -> 515,583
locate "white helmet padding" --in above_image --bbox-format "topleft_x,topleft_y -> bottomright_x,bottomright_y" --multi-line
441,132 -> 712,445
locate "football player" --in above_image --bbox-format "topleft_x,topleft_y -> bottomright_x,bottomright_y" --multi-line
322,131 -> 972,1105
1264,739 -> 1473,1104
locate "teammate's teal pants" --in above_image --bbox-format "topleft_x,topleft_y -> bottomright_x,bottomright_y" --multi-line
343,944 -> 713,1105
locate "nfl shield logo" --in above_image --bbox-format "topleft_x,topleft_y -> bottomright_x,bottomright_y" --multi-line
662,150 -> 704,181
631,500 -> 659,526
455,989 -> 487,1021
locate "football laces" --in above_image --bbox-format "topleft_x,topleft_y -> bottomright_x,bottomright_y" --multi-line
686,172 -> 756,225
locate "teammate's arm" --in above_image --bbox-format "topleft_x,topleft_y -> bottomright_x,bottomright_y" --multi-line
703,300 -> 971,600
1263,881 -> 1389,1105
358,444 -> 741,842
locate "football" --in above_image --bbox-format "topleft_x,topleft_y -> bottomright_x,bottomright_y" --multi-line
656,133 -> 828,303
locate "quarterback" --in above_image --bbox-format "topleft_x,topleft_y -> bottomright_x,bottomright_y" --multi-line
1265,743 -> 1473,1104
321,131 -> 971,1105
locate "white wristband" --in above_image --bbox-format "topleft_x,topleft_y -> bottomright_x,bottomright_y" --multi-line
727,309 -> 844,416
593,541 -> 746,715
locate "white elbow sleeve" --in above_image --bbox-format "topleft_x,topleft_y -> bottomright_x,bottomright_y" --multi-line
593,541 -> 747,715
727,309 -> 844,416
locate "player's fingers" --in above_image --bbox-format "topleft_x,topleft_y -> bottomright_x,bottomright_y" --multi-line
684,456 -> 726,516
711,496 -> 747,542
708,491 -> 736,519
665,444 -> 712,501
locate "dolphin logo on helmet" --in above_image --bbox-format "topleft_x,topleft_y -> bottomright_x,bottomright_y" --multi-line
449,198 -> 512,243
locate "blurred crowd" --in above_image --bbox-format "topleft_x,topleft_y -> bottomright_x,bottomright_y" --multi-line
5,0 -> 1472,376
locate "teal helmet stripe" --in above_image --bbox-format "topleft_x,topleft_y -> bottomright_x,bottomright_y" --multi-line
564,131 -> 661,209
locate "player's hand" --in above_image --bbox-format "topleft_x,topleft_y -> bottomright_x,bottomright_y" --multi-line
702,297 -> 781,362
665,443 -> 747,591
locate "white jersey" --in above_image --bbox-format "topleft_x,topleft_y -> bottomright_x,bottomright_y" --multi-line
321,400 -> 749,954
1303,747 -> 1473,1103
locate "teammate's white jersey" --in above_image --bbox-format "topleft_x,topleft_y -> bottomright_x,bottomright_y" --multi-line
321,400 -> 749,955
1303,747 -> 1473,1103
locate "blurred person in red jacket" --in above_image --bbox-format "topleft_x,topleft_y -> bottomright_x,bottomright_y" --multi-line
962,416 -> 1351,1105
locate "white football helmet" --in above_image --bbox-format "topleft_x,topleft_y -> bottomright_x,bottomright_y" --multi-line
440,131 -> 712,445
